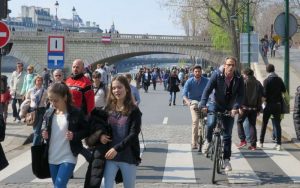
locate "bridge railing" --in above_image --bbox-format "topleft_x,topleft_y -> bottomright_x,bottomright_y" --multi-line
10,31 -> 212,46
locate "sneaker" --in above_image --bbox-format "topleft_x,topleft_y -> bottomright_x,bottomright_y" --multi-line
237,141 -> 247,149
169,103 -> 171,106
248,146 -> 256,151
224,159 -> 232,172
202,141 -> 210,154
257,142 -> 263,148
273,144 -> 281,151
17,120 -> 21,124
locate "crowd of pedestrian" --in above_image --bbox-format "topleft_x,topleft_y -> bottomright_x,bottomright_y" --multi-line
0,55 -> 298,186
0,59 -> 142,188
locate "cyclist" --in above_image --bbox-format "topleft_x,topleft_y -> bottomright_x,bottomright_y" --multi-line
182,65 -> 208,149
199,56 -> 244,171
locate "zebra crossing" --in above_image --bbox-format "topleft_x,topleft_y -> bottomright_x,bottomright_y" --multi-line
1,142 -> 300,186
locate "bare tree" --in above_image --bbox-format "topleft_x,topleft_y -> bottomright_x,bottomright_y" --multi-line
163,0 -> 261,67
253,2 -> 284,39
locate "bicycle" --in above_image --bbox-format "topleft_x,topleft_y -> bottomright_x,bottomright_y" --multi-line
206,111 -> 231,184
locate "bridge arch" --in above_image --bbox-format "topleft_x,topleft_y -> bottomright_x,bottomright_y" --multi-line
88,45 -> 225,68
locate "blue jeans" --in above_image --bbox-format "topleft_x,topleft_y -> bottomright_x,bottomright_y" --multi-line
206,107 -> 234,160
103,160 -> 136,188
169,91 -> 176,104
49,162 -> 75,188
32,107 -> 46,146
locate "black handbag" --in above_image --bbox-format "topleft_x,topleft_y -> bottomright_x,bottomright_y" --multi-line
31,143 -> 51,179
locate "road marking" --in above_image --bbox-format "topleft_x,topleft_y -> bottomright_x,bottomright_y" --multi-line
162,144 -> 196,183
0,32 -> 7,37
162,117 -> 168,125
31,153 -> 87,183
0,150 -> 31,181
227,144 -> 261,184
263,143 -> 300,183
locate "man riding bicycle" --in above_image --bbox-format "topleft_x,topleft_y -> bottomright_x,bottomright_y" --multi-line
182,65 -> 208,150
199,57 -> 244,172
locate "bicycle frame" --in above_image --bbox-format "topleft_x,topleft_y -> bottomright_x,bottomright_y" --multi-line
207,111 -> 231,184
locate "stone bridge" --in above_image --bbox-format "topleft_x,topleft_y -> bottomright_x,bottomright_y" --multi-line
8,31 -> 227,73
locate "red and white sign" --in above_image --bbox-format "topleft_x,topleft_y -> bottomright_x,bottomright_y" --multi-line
0,21 -> 11,48
101,36 -> 111,44
48,36 -> 65,52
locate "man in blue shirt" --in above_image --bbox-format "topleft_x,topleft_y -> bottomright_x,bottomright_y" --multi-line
182,65 -> 209,150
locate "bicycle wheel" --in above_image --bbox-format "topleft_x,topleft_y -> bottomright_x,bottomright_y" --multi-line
212,135 -> 220,184
198,123 -> 203,152
217,140 -> 223,174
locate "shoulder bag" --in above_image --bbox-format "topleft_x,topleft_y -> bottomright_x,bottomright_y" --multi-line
25,89 -> 44,126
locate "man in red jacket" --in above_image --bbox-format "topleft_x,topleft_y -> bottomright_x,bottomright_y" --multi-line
66,59 -> 95,117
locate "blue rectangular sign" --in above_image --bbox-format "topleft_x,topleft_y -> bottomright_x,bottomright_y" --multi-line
48,52 -> 64,69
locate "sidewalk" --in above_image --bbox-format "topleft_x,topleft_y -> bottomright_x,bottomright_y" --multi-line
252,50 -> 300,146
2,106 -> 33,154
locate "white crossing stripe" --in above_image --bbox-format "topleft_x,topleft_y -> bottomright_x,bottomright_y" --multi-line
0,150 -> 32,181
263,143 -> 300,183
162,117 -> 168,125
162,144 -> 196,183
0,32 -> 7,37
227,144 -> 261,184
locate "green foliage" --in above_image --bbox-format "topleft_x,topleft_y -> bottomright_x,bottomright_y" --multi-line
207,8 -> 231,51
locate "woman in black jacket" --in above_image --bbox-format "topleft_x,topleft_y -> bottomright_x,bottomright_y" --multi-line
42,82 -> 89,188
102,75 -> 142,188
167,70 -> 180,106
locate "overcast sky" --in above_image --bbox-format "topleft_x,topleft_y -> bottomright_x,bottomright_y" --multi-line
8,0 -> 185,36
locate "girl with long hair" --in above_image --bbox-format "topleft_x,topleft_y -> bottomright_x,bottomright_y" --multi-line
42,82 -> 88,188
102,75 -> 142,188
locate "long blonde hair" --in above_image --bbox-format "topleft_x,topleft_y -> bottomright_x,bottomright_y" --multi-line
106,75 -> 135,115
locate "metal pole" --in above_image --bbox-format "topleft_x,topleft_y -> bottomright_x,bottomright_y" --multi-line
56,8 -> 57,32
0,48 -> 2,103
284,0 -> 290,93
247,0 -> 251,68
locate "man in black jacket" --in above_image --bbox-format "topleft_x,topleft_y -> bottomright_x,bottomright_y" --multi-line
237,68 -> 263,150
258,64 -> 286,151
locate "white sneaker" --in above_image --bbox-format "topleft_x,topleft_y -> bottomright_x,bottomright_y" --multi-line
274,144 -> 281,151
224,159 -> 232,172
17,120 -> 21,124
257,142 -> 263,148
202,140 -> 210,154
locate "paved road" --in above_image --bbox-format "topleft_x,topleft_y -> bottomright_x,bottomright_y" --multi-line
1,83 -> 300,188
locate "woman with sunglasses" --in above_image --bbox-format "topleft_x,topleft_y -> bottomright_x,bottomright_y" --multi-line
20,65 -> 37,97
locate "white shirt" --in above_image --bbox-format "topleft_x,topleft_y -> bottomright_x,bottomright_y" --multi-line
49,114 -> 77,164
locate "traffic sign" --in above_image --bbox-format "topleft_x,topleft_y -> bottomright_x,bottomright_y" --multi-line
0,21 -> 10,48
48,36 -> 64,69
274,12 -> 298,38
48,52 -> 64,69
240,33 -> 259,64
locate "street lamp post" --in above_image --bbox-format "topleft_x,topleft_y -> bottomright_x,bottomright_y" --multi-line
72,6 -> 76,31
246,0 -> 251,68
55,1 -> 59,31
